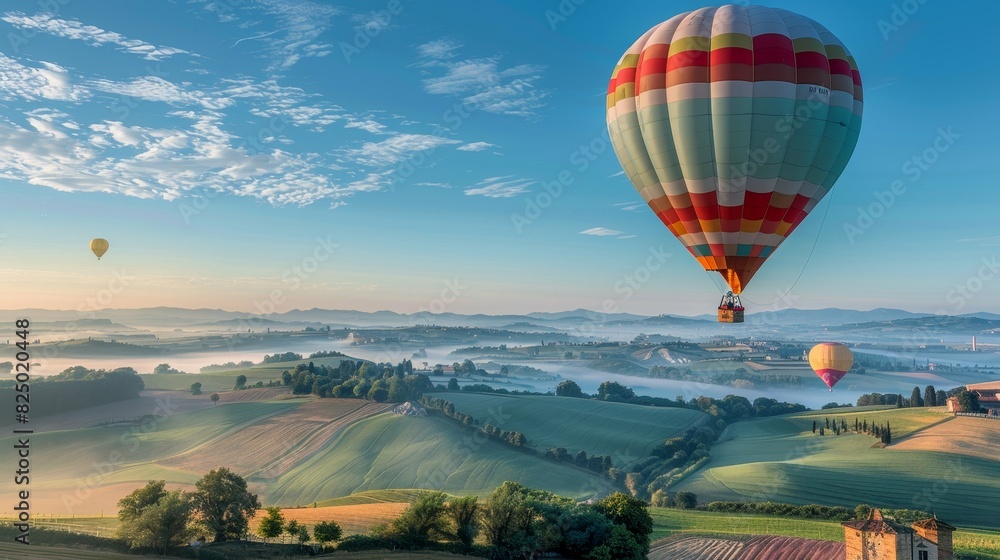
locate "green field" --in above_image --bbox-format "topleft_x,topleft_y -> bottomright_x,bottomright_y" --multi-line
313,489 -> 438,507
267,412 -> 610,506
674,408 -> 1000,529
0,400 -> 301,506
427,392 -> 708,466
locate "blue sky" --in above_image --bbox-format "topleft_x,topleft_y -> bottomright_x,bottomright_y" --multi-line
0,0 -> 996,316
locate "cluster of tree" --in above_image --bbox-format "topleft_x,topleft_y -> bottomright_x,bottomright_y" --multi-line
422,395 -> 475,425
308,350 -> 346,358
646,366 -> 803,388
543,447 -> 614,475
420,396 -> 527,447
0,365 -> 144,418
261,352 -> 303,364
273,359 -> 433,403
151,363 -> 185,375
947,387 -> 981,413
115,468 -> 261,553
821,402 -> 854,409
200,360 -> 254,373
633,426 -> 717,499
482,423 -> 528,447
704,501 -> 854,521
339,484 -> 654,560
451,359 -> 486,377
857,386 -> 949,408
649,490 -> 698,509
257,507 -> 342,550
812,416 -> 892,444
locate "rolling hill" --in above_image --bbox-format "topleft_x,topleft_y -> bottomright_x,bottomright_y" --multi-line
424,392 -> 709,467
673,407 -> 1000,528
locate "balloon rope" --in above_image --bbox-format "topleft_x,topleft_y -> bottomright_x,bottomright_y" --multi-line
741,188 -> 836,307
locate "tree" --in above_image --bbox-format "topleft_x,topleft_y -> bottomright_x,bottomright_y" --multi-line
282,371 -> 293,386
936,390 -> 948,407
191,467 -> 260,542
210,393 -> 220,405
595,492 -> 653,556
234,374 -> 248,390
257,507 -> 284,541
313,521 -> 343,549
674,491 -> 698,509
910,386 -> 924,407
955,389 -> 980,413
897,394 -> 905,408
481,483 -> 537,559
564,351 -> 574,359
812,420 -> 816,433
448,377 -> 460,391
190,382 -> 202,396
285,519 -> 300,543
587,524 -> 645,560
296,524 -> 310,544
597,381 -> 635,401
387,492 -> 449,546
447,495 -> 479,549
117,482 -> 192,554
118,480 -> 167,521
153,363 -> 181,375
555,379 -> 585,398
924,385 -> 938,407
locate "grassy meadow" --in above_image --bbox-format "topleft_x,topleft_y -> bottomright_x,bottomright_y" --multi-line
427,392 -> 709,467
674,407 -> 1000,528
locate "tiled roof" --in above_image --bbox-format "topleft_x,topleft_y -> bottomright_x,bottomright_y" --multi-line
842,509 -> 914,534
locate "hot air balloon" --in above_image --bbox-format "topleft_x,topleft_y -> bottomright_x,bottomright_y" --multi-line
809,342 -> 853,391
90,238 -> 109,260
606,5 -> 863,322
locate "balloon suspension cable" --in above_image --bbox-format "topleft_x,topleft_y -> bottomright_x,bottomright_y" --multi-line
736,189 -> 837,308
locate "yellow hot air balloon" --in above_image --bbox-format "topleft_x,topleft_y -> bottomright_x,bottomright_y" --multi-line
808,342 -> 853,391
90,238 -> 109,260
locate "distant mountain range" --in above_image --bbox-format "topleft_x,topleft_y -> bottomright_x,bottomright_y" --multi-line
1,306 -> 997,332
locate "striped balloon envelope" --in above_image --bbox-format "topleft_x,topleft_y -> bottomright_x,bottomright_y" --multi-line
606,5 -> 863,295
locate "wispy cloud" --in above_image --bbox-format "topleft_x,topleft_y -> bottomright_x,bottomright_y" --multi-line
416,182 -> 452,189
417,39 -> 460,59
253,0 -> 339,72
0,53 -> 88,101
89,76 -> 231,110
580,227 -> 623,236
456,141 -> 496,152
344,117 -> 388,134
957,235 -> 1000,246
417,40 -> 547,117
464,176 -> 534,198
1,12 -> 190,60
608,170 -> 625,177
347,133 -> 460,166
0,111 -> 368,206
613,201 -> 644,212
